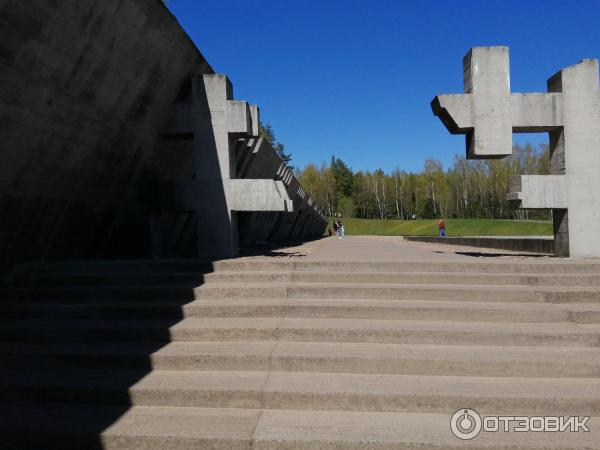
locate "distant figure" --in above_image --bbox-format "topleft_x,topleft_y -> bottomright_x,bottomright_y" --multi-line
335,219 -> 344,239
332,221 -> 339,237
438,218 -> 446,237
411,213 -> 417,220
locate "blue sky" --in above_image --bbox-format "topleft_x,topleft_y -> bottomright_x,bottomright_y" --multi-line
167,0 -> 600,173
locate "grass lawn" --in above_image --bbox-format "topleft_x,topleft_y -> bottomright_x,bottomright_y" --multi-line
336,218 -> 553,237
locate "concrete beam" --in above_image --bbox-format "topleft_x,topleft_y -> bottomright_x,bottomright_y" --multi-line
507,175 -> 567,209
229,179 -> 293,212
511,94 -> 562,132
227,101 -> 260,135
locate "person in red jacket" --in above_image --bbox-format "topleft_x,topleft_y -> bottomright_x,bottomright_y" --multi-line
438,219 -> 446,237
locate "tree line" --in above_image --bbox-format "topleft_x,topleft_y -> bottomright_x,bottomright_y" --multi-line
295,143 -> 551,221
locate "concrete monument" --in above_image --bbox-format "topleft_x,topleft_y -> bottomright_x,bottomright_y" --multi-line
432,46 -> 600,257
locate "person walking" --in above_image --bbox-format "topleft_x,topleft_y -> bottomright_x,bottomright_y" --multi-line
438,218 -> 446,237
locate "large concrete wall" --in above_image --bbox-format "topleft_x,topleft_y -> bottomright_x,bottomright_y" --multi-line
0,0 -> 214,270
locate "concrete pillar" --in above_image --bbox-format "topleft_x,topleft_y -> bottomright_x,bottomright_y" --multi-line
554,60 -> 600,257
193,75 -> 237,258
159,74 -> 295,260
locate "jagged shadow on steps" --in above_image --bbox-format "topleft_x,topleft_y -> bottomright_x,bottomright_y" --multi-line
0,259 -> 213,449
455,251 -> 548,258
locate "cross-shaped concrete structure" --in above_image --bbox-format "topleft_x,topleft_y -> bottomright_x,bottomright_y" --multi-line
432,46 -> 600,257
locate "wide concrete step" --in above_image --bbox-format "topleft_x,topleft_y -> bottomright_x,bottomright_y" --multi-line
2,403 -> 598,449
4,298 -> 600,323
3,369 -> 600,416
2,317 -> 599,346
0,285 -> 197,302
3,341 -> 600,377
14,259 -> 599,278
204,270 -> 600,286
11,272 -> 207,287
5,282 -> 599,304
9,259 -> 213,276
212,259 -> 600,274
194,282 -> 600,303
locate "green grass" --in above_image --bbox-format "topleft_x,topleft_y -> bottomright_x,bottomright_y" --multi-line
335,218 -> 553,237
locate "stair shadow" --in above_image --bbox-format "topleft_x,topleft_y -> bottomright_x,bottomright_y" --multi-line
455,251 -> 549,258
0,260 -> 214,449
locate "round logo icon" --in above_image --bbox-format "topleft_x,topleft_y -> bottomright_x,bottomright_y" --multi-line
450,408 -> 482,440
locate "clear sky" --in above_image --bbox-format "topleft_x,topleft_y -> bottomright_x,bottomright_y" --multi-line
166,0 -> 600,173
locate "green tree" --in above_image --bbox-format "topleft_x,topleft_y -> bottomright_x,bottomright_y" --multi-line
330,156 -> 354,198
260,123 -> 293,167
337,196 -> 357,218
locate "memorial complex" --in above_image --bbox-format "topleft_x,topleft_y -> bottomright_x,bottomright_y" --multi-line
1,1 -> 600,449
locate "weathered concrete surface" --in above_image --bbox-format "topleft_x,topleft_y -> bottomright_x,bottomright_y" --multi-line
432,46 -> 600,257
0,0 -> 213,269
507,175 -> 567,209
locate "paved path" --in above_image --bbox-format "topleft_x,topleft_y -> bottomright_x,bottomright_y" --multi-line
305,236 -> 485,262
239,235 -> 600,266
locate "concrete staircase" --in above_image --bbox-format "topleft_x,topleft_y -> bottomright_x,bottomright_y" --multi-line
1,259 -> 600,448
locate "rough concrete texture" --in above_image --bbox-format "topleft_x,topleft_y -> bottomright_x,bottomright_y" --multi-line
1,238 -> 600,448
0,0 -> 213,268
0,0 -> 325,271
432,46 -> 600,258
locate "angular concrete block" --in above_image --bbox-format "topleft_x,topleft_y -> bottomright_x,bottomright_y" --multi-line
227,101 -> 252,134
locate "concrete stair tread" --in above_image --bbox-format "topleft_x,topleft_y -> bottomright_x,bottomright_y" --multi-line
196,281 -> 600,292
3,339 -> 600,364
4,368 -> 600,401
2,403 -> 599,449
10,297 -> 600,310
4,316 -> 599,333
1,317 -> 598,348
208,269 -> 600,276
204,270 -> 600,286
191,297 -> 600,311
1,284 -> 199,291
0,403 -> 259,448
213,259 -> 600,273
